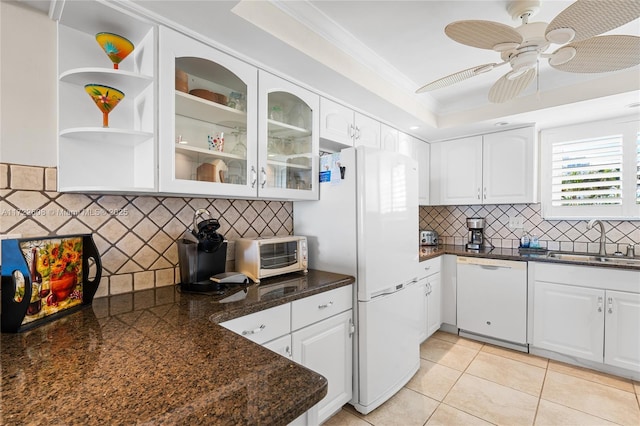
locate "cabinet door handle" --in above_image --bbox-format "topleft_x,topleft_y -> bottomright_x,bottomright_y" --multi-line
483,187 -> 487,200
348,124 -> 355,139
250,166 -> 257,188
260,167 -> 267,188
597,296 -> 603,313
355,126 -> 361,140
242,324 -> 266,336
477,188 -> 481,200
318,301 -> 334,309
285,346 -> 291,358
607,297 -> 613,314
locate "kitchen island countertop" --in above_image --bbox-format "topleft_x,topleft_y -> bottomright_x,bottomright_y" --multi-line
1,269 -> 354,425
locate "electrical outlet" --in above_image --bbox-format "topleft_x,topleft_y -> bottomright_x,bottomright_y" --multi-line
508,216 -> 524,229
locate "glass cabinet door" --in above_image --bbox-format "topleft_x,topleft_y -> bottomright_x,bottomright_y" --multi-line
258,72 -> 319,200
159,27 -> 257,197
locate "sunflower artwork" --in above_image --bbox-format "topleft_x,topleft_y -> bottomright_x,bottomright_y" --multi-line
19,237 -> 83,325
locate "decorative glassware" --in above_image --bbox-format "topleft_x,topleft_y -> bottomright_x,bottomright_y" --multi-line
84,84 -> 125,127
95,32 -> 134,70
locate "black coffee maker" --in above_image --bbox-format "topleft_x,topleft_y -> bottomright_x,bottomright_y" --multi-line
177,209 -> 228,292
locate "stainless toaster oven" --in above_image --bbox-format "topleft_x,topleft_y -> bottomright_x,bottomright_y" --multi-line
235,236 -> 308,283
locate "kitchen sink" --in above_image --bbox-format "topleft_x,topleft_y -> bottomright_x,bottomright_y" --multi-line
546,251 -> 640,267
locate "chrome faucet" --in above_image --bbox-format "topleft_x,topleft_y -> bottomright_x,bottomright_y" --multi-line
587,219 -> 607,256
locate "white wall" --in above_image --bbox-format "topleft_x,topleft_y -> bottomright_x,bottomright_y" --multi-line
0,1 -> 57,166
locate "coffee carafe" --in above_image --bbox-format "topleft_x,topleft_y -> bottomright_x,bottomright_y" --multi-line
466,217 -> 485,250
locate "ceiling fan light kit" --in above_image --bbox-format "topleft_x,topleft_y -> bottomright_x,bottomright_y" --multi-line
549,46 -> 577,66
546,27 -> 576,44
417,0 -> 640,103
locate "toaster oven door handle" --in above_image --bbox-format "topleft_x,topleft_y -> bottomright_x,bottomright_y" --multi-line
242,324 -> 266,336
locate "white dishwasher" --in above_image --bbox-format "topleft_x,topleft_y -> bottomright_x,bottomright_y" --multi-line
457,257 -> 528,348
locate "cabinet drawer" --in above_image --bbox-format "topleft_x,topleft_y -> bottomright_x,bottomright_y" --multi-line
418,257 -> 441,278
220,303 -> 291,345
263,334 -> 293,359
292,285 -> 352,331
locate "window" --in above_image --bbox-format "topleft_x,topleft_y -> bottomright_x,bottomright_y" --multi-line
541,116 -> 640,219
551,135 -> 623,207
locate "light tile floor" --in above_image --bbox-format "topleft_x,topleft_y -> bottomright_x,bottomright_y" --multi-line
324,331 -> 640,426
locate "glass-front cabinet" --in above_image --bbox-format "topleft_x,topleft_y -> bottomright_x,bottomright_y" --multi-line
159,28 -> 318,200
159,27 -> 257,198
258,72 -> 319,200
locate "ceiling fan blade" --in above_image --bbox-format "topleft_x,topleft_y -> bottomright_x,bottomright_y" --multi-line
415,63 -> 500,93
546,0 -> 640,44
488,69 -> 536,103
550,35 -> 640,73
445,20 -> 523,50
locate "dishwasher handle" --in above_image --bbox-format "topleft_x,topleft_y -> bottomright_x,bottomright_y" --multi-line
457,256 -> 525,270
480,264 -> 511,270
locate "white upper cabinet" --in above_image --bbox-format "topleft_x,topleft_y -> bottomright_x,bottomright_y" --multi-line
257,71 -> 319,200
431,135 -> 483,205
319,98 -> 380,149
397,131 -> 414,158
483,126 -> 537,204
430,127 -> 537,205
319,99 -> 354,148
354,113 -> 381,148
159,31 -> 318,201
381,124 -> 399,152
410,136 -> 431,206
396,131 -> 430,205
158,27 -> 257,198
57,1 -> 156,192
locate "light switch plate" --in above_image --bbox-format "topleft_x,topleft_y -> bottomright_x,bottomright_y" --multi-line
508,216 -> 524,229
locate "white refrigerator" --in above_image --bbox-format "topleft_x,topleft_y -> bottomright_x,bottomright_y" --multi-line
294,146 -> 420,415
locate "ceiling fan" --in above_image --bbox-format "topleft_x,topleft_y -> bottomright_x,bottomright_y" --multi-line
416,0 -> 640,103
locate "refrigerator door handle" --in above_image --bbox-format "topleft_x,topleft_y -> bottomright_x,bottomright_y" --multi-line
370,286 -> 398,299
370,280 -> 415,299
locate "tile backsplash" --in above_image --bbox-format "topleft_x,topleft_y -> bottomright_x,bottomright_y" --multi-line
420,204 -> 639,254
4,162 -> 638,298
0,163 -> 293,297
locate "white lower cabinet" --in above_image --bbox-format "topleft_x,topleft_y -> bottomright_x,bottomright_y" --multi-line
220,303 -> 291,345
530,262 -> 640,374
604,290 -> 640,371
533,282 -> 604,362
426,273 -> 442,337
219,285 -> 353,425
417,257 -> 442,342
292,310 -> 353,424
263,334 -> 293,359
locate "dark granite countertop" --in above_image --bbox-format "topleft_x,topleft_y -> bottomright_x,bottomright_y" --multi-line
1,270 -> 354,425
419,244 -> 640,271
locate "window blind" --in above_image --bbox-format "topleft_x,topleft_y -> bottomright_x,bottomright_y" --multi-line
551,135 -> 623,207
